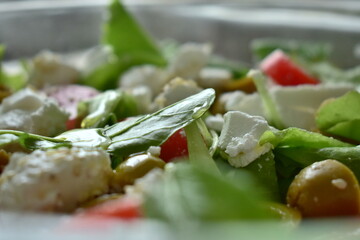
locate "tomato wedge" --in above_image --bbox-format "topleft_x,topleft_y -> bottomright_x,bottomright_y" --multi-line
159,128 -> 189,162
260,50 -> 320,86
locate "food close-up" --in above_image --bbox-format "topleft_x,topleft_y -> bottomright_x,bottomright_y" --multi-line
1,0 -> 360,239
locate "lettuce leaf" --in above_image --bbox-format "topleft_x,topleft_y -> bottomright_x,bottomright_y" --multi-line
260,127 -> 355,199
82,0 -> 166,90
316,91 -> 360,142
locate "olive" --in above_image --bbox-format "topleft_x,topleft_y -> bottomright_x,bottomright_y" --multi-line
111,153 -> 165,191
287,159 -> 360,218
267,202 -> 301,226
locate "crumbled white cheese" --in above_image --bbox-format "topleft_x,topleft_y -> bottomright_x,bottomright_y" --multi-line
147,146 -> 161,157
222,84 -> 353,130
197,67 -> 232,89
167,43 -> 212,79
205,114 -> 224,132
126,86 -> 153,114
218,111 -> 272,167
0,88 -> 69,136
152,77 -> 203,110
119,65 -> 168,98
331,178 -> 348,190
28,51 -> 80,89
0,147 -> 112,212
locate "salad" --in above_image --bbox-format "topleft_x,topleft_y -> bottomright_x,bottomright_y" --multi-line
1,0 -> 360,238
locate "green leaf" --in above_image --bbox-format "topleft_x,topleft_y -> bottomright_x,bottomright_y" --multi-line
103,0 -> 166,66
82,0 -> 166,90
0,45 -> 26,91
251,38 -> 332,62
105,88 -> 216,159
316,91 -> 360,142
260,127 -> 352,149
55,128 -> 110,149
184,121 -> 221,176
249,70 -> 285,129
144,163 -> 275,223
80,89 -> 138,128
0,130 -> 71,150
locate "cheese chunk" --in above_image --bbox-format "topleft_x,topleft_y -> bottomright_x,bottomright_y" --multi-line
218,111 -> 272,167
0,88 -> 69,136
222,84 -> 353,130
0,147 -> 112,212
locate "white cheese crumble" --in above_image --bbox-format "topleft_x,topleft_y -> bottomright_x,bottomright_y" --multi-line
222,84 -> 353,130
0,147 -> 112,212
0,88 -> 69,136
197,67 -> 232,89
152,77 -> 203,110
167,43 -> 212,79
218,111 -> 272,167
28,51 -> 80,89
119,65 -> 168,98
205,114 -> 224,132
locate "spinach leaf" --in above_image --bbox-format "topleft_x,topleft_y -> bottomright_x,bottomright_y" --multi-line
316,91 -> 360,142
105,88 -> 215,160
79,89 -> 138,128
144,162 -> 275,224
251,38 -> 331,62
0,130 -> 71,150
82,0 -> 166,90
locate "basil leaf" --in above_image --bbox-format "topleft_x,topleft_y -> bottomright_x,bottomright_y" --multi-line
316,91 -> 360,142
105,88 -> 215,159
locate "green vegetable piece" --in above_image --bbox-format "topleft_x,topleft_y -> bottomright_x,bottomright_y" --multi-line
0,45 -> 26,91
184,121 -> 221,176
55,128 -> 110,149
103,0 -> 166,66
249,70 -> 285,129
316,91 -> 360,142
0,130 -> 71,150
105,89 -> 215,160
260,127 -> 352,149
144,163 -> 275,223
80,89 -> 138,128
82,0 -> 166,90
251,38 -> 331,62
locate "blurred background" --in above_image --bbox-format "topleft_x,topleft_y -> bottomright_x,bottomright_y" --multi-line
0,0 -> 359,66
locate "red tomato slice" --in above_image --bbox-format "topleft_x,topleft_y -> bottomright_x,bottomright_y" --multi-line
78,197 -> 142,220
260,50 -> 320,86
159,128 -> 189,162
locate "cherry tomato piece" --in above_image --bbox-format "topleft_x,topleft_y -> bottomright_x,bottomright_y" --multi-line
260,50 -> 320,86
159,128 -> 188,162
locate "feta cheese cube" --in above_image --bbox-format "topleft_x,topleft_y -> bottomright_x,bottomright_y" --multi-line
218,111 -> 272,167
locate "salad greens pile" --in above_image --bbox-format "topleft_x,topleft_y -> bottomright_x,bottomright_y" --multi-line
1,0 -> 360,233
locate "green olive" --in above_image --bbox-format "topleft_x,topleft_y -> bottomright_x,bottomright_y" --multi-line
287,159 -> 360,218
267,202 -> 301,226
111,153 -> 165,191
